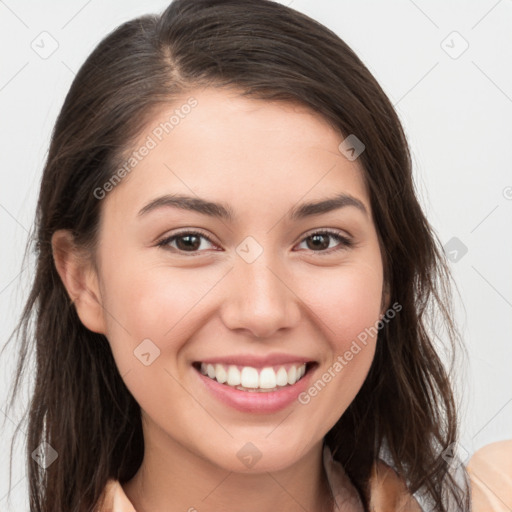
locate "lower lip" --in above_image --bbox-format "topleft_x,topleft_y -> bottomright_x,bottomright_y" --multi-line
194,363 -> 317,414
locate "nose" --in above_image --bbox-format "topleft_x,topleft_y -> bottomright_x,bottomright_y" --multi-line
220,251 -> 301,339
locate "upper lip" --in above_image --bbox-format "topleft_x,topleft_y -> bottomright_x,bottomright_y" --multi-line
194,353 -> 316,368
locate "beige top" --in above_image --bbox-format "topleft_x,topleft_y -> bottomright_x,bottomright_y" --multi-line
467,440 -> 512,512
96,444 -> 423,511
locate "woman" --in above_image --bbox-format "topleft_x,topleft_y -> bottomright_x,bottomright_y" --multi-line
3,0 -> 471,510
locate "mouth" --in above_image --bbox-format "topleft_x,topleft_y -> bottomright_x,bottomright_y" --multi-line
192,361 -> 318,393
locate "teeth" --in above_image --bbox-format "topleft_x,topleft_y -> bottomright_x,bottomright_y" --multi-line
199,362 -> 308,390
259,367 -> 276,389
215,364 -> 227,384
241,367 -> 259,388
227,365 -> 241,386
287,365 -> 297,385
276,367 -> 288,386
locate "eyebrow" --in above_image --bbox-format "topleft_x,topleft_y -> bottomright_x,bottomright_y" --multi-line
137,193 -> 368,221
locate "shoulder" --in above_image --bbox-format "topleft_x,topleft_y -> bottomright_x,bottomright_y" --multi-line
368,460 -> 423,512
467,440 -> 512,512
468,439 -> 512,472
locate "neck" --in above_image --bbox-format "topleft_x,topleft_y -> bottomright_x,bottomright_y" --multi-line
122,423 -> 338,512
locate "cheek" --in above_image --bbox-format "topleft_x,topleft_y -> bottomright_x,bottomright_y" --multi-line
99,255 -> 219,366
294,262 -> 383,427
98,264 -> 205,416
301,259 -> 384,349
300,261 -> 382,377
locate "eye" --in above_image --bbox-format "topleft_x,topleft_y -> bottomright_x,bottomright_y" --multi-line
295,230 -> 353,254
156,228 -> 353,256
156,230 -> 218,255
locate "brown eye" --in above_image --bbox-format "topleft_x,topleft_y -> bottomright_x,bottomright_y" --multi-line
157,230 -> 217,255
296,230 -> 353,253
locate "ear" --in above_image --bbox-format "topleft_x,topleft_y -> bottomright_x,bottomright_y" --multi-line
51,230 -> 106,335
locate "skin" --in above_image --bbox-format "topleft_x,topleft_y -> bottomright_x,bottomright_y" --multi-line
53,87 -> 390,512
467,440 -> 512,511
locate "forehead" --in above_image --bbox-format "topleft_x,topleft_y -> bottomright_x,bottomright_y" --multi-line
104,87 -> 370,219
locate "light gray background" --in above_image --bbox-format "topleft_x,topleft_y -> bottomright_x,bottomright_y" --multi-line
1,1 -> 511,510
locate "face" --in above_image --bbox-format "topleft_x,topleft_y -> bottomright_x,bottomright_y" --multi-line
82,87 -> 387,473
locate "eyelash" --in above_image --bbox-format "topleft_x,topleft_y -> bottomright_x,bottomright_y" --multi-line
156,229 -> 354,256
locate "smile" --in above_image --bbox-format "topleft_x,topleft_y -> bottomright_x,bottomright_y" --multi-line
192,360 -> 318,413
194,361 -> 309,392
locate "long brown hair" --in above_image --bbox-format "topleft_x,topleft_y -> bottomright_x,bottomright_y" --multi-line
2,0 -> 471,510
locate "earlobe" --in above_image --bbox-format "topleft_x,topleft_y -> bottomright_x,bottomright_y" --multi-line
51,230 -> 107,335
